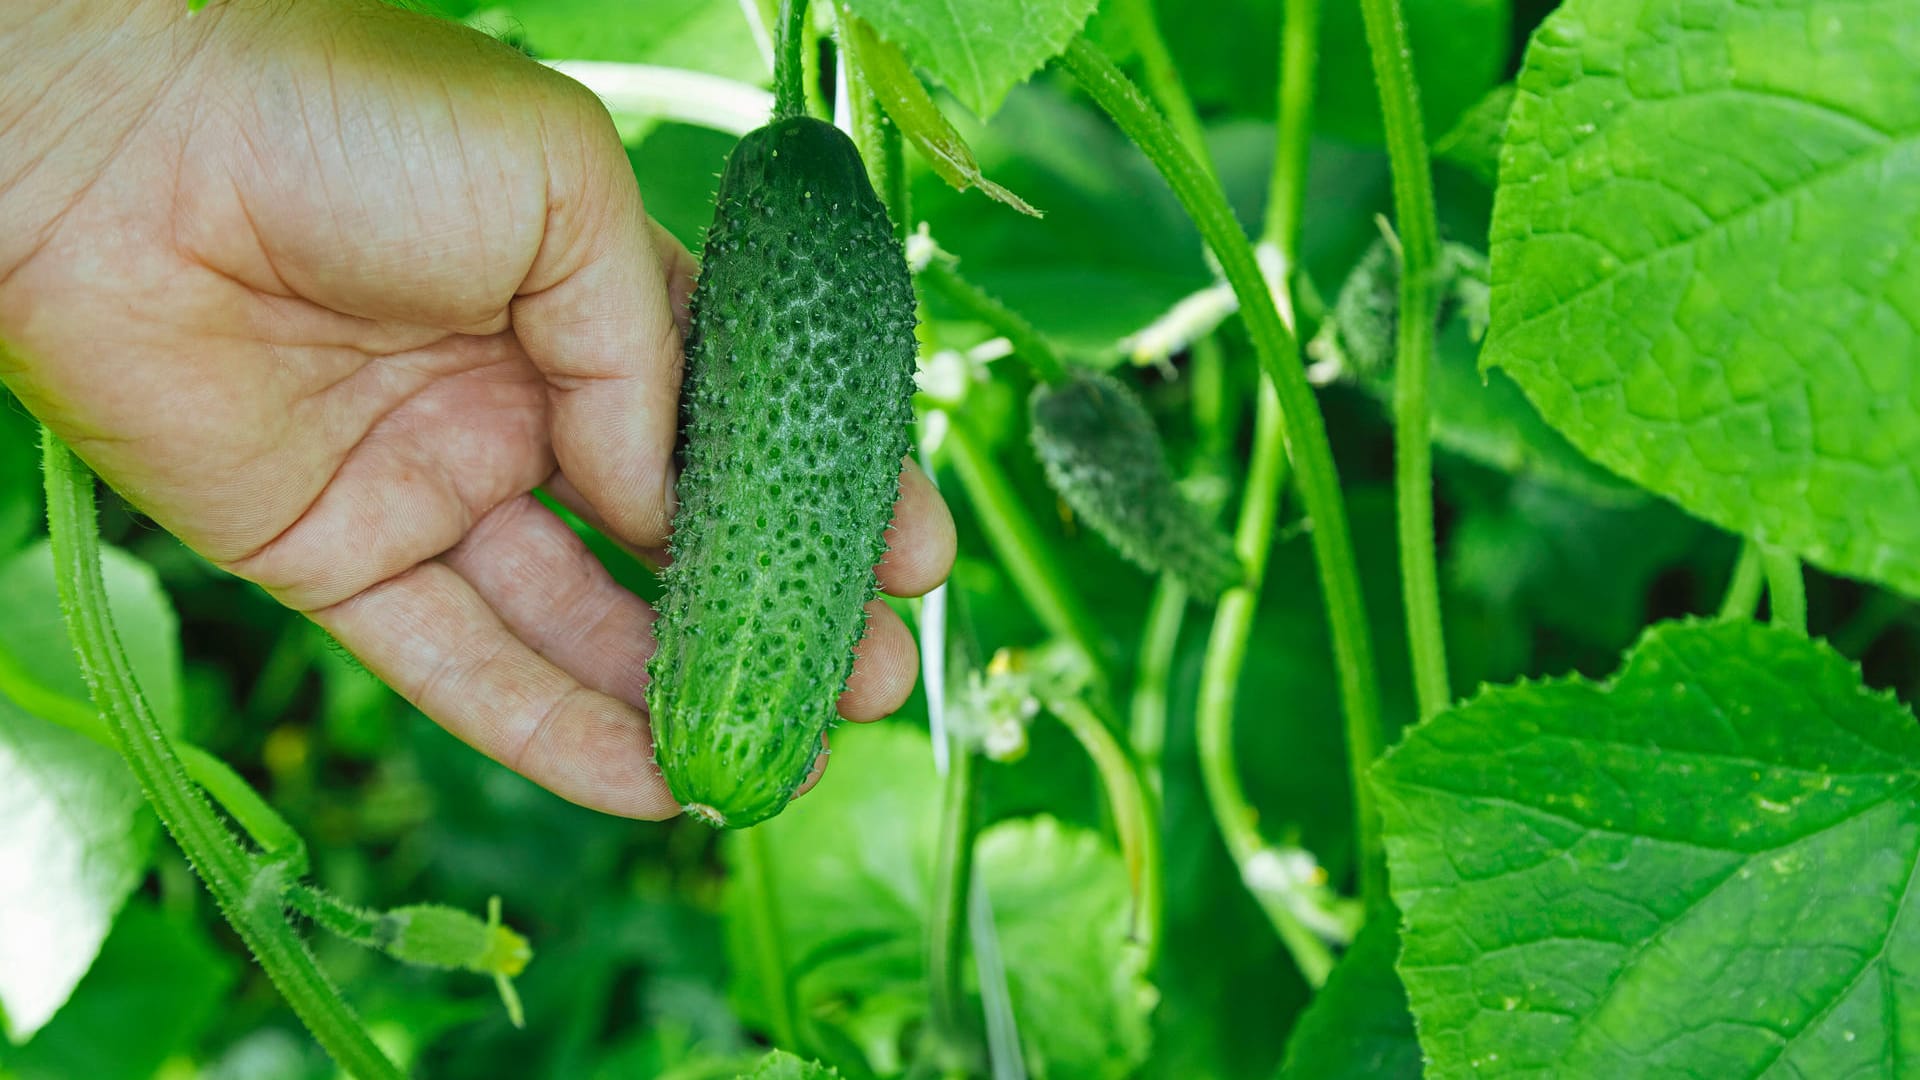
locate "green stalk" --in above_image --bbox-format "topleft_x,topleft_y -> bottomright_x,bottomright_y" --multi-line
1128,579 -> 1186,799
1050,696 -> 1163,968
1197,382 -> 1332,985
1261,0 -> 1319,251
41,431 -> 399,1080
1763,547 -> 1807,633
1058,34 -> 1388,913
772,0 -> 810,121
916,260 -> 1070,386
1717,540 -> 1765,621
1359,0 -> 1449,723
1190,333 -> 1232,464
735,826 -> 799,1049
942,417 -> 1109,683
1117,0 -> 1215,178
925,739 -> 978,1050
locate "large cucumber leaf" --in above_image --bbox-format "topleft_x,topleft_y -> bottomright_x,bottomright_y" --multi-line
1485,0 -> 1920,596
840,0 -> 1100,119
1377,621 -> 1920,1076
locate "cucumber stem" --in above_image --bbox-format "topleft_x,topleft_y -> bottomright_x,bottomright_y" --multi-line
916,259 -> 1070,386
41,431 -> 400,1080
1128,580 -> 1186,800
1196,379 -> 1334,986
1050,696 -> 1163,968
1360,0 -> 1451,725
1764,547 -> 1808,633
772,0 -> 811,121
1263,0 -> 1320,254
1116,0 -> 1216,179
1121,0 -> 1223,813
1717,540 -> 1766,621
1060,35 -> 1389,916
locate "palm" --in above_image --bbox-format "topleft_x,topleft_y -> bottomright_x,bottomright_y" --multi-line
0,0 -> 951,817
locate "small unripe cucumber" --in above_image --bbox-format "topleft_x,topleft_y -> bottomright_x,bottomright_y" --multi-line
1030,371 -> 1243,599
647,116 -> 917,829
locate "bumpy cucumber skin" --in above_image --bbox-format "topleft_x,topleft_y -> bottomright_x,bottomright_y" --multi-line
648,117 -> 917,829
1030,371 -> 1243,600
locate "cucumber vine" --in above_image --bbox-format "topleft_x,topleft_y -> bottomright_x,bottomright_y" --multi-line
1359,0 -> 1451,725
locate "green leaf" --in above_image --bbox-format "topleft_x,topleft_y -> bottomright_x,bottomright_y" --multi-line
743,1049 -> 844,1079
0,539 -> 184,1044
1276,916 -> 1421,1079
1029,370 -> 1242,598
1484,0 -> 1920,597
838,12 -> 1039,215
722,724 -> 1153,1078
976,816 -> 1154,1075
1433,84 -> 1514,186
0,901 -> 236,1078
840,0 -> 1100,118
0,696 -> 154,1045
0,541 -> 184,734
1376,620 -> 1920,1076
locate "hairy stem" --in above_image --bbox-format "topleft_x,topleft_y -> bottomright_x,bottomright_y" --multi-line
1060,31 -> 1387,913
942,418 -> 1110,685
41,431 -> 399,1080
772,0 -> 810,120
917,260 -> 1069,385
1117,0 -> 1215,177
1262,0 -> 1319,251
1718,540 -> 1766,621
1359,0 -> 1449,723
1763,547 -> 1807,634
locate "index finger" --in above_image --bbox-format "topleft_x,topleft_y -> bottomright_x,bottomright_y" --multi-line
511,84 -> 693,551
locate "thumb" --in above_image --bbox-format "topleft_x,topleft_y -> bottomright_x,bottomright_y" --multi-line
510,80 -> 696,550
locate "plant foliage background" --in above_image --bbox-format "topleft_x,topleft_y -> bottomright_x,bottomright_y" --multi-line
3,0 -> 1918,1076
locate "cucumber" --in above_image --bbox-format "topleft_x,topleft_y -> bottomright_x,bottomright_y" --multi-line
1029,370 -> 1243,600
647,116 -> 918,829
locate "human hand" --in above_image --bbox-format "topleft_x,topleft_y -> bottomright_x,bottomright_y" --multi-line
0,0 -> 953,817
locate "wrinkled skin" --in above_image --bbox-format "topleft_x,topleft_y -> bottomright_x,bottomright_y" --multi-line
0,0 -> 954,817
